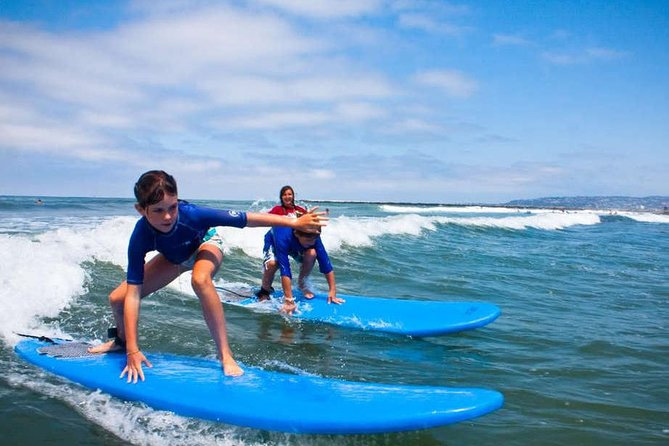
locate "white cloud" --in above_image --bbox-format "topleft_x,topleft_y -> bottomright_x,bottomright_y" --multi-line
413,69 -> 478,98
384,118 -> 443,134
224,110 -> 331,130
0,121 -> 102,153
391,0 -> 471,17
541,51 -> 580,65
335,102 -> 386,120
252,0 -> 382,19
114,7 -> 325,75
201,75 -> 393,106
586,47 -> 628,61
493,33 -> 532,47
397,13 -> 470,35
392,0 -> 472,35
310,169 -> 336,180
541,46 -> 628,65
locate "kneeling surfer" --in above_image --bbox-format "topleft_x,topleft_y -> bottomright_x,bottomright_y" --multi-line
256,225 -> 344,315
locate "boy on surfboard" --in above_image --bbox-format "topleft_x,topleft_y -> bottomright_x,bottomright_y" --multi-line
89,170 -> 326,382
256,225 -> 344,315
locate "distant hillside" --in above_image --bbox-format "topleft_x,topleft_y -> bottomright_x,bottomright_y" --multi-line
504,196 -> 669,211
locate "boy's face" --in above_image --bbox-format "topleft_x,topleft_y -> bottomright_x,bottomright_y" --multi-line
136,194 -> 178,233
294,230 -> 319,248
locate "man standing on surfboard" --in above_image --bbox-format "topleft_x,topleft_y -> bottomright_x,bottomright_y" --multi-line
88,170 -> 327,382
256,225 -> 344,314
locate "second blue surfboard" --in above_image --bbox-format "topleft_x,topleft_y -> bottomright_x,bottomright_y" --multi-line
223,290 -> 500,337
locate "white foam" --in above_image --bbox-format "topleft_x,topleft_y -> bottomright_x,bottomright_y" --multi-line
0,216 -> 136,345
382,204 -> 669,225
178,212 -> 604,264
6,370 -> 258,446
208,215 -> 431,259
321,214 -> 433,251
381,204 -> 559,214
260,359 -> 320,377
324,212 -> 600,246
434,212 -> 602,230
0,234 -> 85,343
214,226 -> 270,258
617,212 -> 669,223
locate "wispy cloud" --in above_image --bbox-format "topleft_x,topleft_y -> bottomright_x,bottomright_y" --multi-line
542,46 -> 629,65
251,0 -> 382,19
585,47 -> 629,61
397,13 -> 471,36
493,33 -> 532,47
413,70 -> 478,98
392,0 -> 473,35
224,110 -> 331,130
391,0 -> 471,17
201,75 -> 393,106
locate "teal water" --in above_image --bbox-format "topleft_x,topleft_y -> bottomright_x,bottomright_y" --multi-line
1,196 -> 667,445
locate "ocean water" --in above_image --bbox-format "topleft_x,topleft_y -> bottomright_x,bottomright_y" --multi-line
0,195 -> 667,446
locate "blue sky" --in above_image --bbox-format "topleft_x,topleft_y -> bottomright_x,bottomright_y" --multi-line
1,0 -> 667,203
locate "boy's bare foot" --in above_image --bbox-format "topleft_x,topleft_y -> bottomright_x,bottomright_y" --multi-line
88,339 -> 124,354
222,359 -> 244,376
299,286 -> 315,299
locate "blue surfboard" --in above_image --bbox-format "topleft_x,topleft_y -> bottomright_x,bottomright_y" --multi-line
15,338 -> 503,434
222,289 -> 501,337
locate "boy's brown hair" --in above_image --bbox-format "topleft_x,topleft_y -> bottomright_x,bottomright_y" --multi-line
134,170 -> 178,208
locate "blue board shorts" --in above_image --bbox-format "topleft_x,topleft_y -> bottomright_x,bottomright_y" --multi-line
181,228 -> 227,269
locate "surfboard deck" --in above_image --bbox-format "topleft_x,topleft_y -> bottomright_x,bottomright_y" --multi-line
221,289 -> 501,337
15,338 -> 503,434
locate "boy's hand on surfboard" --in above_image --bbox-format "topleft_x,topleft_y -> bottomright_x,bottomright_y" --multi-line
280,300 -> 297,315
328,293 -> 345,305
120,350 -> 153,383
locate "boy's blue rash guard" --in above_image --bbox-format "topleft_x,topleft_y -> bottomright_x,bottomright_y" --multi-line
263,226 -> 333,279
127,201 -> 247,285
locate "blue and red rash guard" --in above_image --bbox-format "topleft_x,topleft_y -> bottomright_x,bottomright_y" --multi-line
263,226 -> 333,279
126,201 -> 247,285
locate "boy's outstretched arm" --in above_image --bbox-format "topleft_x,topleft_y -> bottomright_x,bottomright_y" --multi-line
246,207 -> 327,230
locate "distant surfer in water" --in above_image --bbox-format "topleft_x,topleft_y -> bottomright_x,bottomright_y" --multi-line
88,170 -> 327,382
256,224 -> 344,315
268,185 -> 307,218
